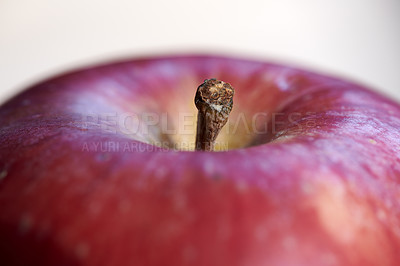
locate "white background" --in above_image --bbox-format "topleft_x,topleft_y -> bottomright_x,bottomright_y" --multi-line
1,0 -> 399,104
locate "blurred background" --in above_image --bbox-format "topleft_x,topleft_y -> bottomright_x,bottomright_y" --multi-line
0,0 -> 399,104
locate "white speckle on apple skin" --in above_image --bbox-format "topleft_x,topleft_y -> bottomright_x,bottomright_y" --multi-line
203,160 -> 215,175
321,252 -> 339,266
182,245 -> 197,263
22,99 -> 31,106
276,70 -> 291,91
282,235 -> 297,250
254,226 -> 268,242
75,242 -> 90,259
88,202 -> 102,215
18,214 -> 33,235
216,221 -> 232,241
118,200 -> 131,213
235,180 -> 249,193
173,194 -> 187,211
376,209 -> 387,222
155,166 -> 167,178
0,169 -> 7,181
384,198 -> 393,209
300,181 -> 314,195
394,227 -> 400,238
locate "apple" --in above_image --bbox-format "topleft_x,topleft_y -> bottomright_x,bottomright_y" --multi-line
0,54 -> 400,266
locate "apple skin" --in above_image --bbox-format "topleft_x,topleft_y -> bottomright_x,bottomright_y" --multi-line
0,55 -> 400,266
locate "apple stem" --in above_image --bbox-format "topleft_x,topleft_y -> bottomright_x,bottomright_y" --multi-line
194,79 -> 235,151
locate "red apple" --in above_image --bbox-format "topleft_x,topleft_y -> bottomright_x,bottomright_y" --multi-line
0,55 -> 399,266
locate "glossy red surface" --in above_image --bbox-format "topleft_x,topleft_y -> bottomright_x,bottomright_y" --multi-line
0,55 -> 399,265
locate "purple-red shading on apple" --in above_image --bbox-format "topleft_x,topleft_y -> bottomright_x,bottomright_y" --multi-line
0,55 -> 400,266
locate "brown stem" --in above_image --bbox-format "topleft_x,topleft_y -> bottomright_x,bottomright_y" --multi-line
195,79 -> 235,151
